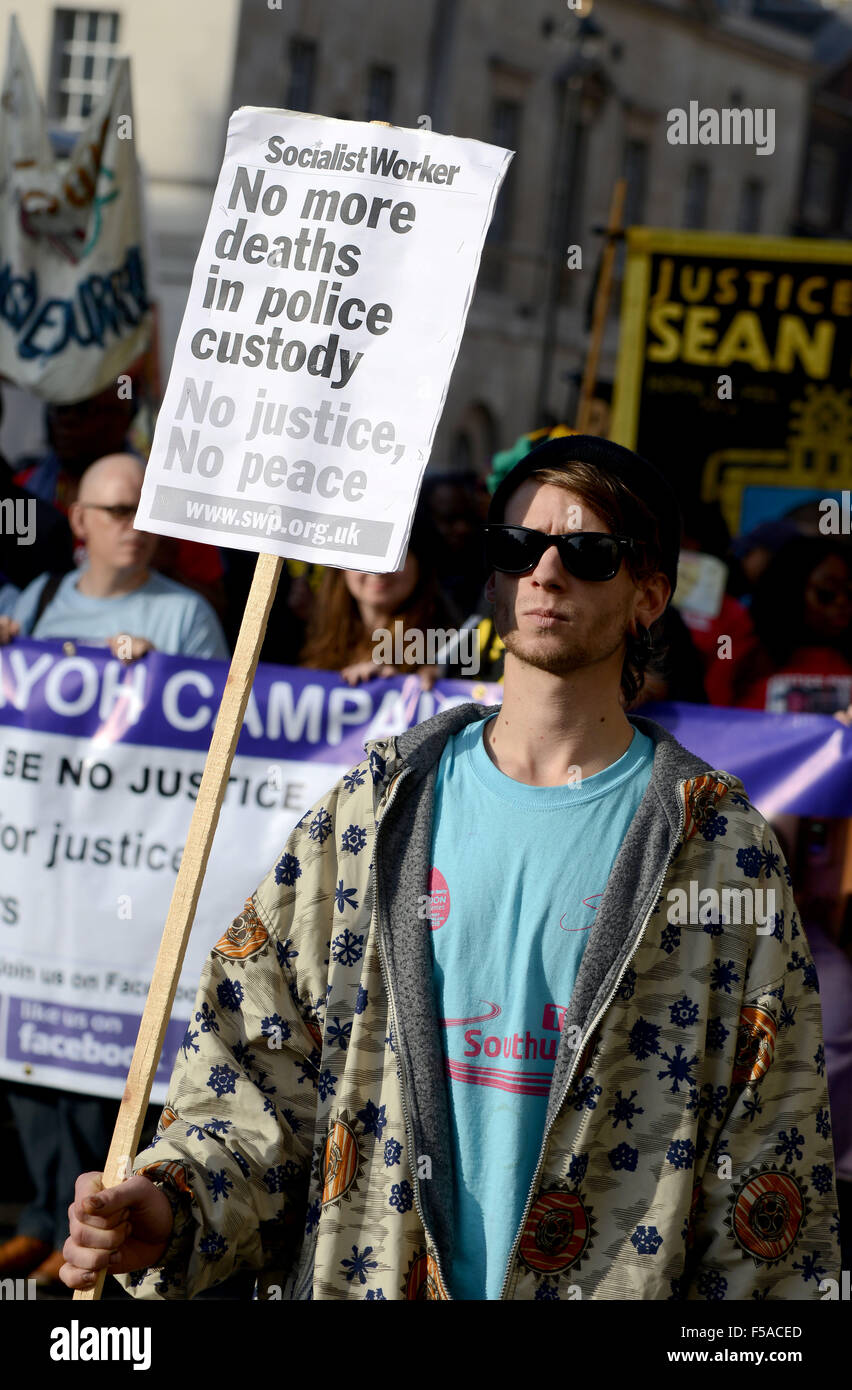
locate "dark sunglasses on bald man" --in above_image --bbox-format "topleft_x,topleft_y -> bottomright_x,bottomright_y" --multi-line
483,525 -> 638,581
78,503 -> 139,522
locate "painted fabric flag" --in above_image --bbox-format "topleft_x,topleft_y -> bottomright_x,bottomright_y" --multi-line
0,16 -> 149,401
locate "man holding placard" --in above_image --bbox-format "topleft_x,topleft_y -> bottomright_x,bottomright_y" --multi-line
57,109 -> 838,1300
60,432 -> 838,1300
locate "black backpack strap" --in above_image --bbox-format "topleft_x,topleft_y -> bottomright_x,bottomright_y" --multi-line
31,572 -> 64,632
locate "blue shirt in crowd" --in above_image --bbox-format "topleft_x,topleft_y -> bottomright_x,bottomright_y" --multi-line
12,568 -> 229,659
0,579 -> 20,617
428,711 -> 654,1299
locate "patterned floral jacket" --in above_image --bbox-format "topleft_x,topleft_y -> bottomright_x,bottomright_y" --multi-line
117,704 -> 840,1301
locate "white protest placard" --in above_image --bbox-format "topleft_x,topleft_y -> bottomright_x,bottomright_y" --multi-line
135,107 -> 512,571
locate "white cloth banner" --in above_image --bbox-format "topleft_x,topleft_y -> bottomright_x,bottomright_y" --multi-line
135,107 -> 512,570
0,16 -> 150,402
0,639 -> 502,1101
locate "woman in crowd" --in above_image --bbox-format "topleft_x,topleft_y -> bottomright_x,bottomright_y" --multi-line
299,506 -> 464,687
732,536 -> 852,711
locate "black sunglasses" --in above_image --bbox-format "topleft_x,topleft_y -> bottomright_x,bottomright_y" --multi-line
78,504 -> 138,522
483,526 -> 636,581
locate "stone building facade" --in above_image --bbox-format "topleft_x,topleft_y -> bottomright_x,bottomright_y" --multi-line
230,0 -> 817,473
0,0 -> 835,473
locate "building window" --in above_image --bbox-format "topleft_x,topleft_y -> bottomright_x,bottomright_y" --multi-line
802,143 -> 837,229
558,121 -> 587,304
683,163 -> 710,229
487,99 -> 521,243
287,38 -> 317,112
366,66 -> 395,123
622,139 -> 649,227
614,138 -> 649,278
738,178 -> 763,233
482,98 -> 521,290
49,9 -> 120,128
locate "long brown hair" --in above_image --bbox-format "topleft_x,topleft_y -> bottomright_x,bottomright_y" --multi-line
299,511 -> 457,671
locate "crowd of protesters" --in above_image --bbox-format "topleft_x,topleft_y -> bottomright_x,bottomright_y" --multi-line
4,404 -> 852,720
0,394 -> 851,1291
3,392 -> 852,849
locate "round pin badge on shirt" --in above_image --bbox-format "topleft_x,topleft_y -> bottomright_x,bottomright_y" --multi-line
426,867 -> 450,929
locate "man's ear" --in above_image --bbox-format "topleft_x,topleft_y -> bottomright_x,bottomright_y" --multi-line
67,501 -> 87,544
484,572 -> 496,603
633,573 -> 670,631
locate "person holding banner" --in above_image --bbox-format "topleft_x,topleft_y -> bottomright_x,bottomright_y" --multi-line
299,503 -> 463,688
13,385 -> 227,617
2,454 -> 228,661
58,433 -> 839,1301
0,452 -> 227,1285
732,535 -> 852,715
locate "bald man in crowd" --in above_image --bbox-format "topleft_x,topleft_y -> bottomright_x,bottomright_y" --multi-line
1,453 -> 228,660
0,453 -> 227,1287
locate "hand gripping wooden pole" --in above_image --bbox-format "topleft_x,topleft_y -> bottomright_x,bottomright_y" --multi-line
575,176 -> 627,435
74,551 -> 282,1299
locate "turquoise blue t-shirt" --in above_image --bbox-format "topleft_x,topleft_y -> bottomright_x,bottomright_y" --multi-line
12,568 -> 229,659
428,712 -> 654,1300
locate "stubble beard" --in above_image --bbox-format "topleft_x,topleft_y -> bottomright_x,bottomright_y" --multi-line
495,593 -> 629,679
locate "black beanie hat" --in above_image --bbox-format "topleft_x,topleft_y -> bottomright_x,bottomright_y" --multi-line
486,433 -> 682,597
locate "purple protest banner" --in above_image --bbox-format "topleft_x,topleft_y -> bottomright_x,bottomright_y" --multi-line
644,701 -> 852,819
1,640 -> 849,1107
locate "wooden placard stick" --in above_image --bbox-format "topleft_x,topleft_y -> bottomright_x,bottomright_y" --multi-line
74,551 -> 282,1300
575,176 -> 627,435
